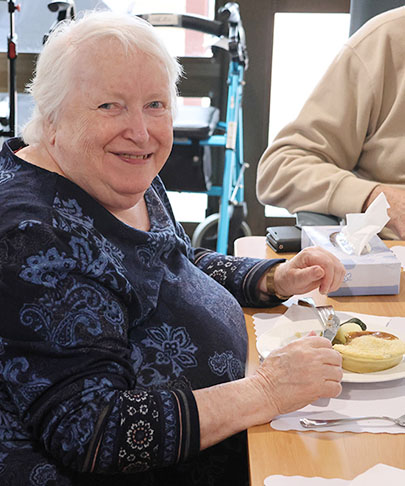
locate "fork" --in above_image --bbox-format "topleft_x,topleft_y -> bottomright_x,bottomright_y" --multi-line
316,306 -> 340,340
297,299 -> 340,340
300,414 -> 405,428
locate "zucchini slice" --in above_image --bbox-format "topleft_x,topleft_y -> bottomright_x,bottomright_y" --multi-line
340,317 -> 367,331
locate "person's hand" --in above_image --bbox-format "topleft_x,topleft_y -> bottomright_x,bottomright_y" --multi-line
273,246 -> 345,296
363,185 -> 405,239
194,332 -> 342,450
253,334 -> 342,418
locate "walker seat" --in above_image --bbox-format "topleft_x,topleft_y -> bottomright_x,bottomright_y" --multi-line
160,106 -> 220,192
173,106 -> 220,140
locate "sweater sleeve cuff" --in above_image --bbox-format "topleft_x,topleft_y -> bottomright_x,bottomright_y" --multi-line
328,174 -> 379,217
172,388 -> 200,462
243,259 -> 286,307
116,387 -> 200,473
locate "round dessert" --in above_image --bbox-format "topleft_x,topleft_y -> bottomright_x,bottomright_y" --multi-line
333,330 -> 405,373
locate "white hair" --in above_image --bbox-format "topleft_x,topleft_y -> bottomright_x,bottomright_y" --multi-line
22,10 -> 182,144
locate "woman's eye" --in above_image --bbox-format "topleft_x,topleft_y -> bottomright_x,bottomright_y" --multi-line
98,103 -> 114,110
97,102 -> 123,114
148,101 -> 164,109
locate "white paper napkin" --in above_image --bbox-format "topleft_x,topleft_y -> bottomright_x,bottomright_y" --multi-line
252,312 -> 282,338
264,475 -> 347,485
350,463 -> 405,484
264,464 -> 405,485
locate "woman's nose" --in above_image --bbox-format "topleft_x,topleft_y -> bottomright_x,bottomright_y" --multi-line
122,111 -> 149,144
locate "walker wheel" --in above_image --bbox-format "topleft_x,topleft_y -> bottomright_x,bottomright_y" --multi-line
191,213 -> 251,254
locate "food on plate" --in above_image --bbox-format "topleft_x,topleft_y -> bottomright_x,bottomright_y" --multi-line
333,318 -> 367,345
341,317 -> 367,331
333,330 -> 405,373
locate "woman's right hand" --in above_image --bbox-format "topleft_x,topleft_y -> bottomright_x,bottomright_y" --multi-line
194,333 -> 342,451
252,334 -> 343,421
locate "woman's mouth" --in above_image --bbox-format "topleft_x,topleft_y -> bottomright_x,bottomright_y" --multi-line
116,153 -> 152,160
111,152 -> 153,166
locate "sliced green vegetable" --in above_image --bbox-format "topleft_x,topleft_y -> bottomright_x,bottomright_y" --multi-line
333,323 -> 360,345
332,318 -> 367,345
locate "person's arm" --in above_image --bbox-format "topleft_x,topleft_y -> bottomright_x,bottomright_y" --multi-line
156,179 -> 284,306
363,185 -> 405,239
193,247 -> 286,307
257,44 -> 379,219
2,222 -> 343,471
194,333 -> 342,449
1,223 -> 200,474
271,246 -> 345,297
195,245 -> 345,305
194,237 -> 346,450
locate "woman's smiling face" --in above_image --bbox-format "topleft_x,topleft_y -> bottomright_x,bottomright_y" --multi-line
46,39 -> 174,212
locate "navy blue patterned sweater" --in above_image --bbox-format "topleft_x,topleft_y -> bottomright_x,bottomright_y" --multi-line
0,138 -> 282,485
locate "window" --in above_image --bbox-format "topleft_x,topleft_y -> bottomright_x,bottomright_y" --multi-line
106,0 -> 215,58
265,12 -> 350,217
269,12 -> 350,142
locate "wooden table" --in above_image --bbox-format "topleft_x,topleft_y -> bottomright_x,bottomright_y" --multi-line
234,236 -> 405,485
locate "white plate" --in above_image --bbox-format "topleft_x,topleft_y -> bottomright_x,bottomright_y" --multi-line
256,317 -> 405,383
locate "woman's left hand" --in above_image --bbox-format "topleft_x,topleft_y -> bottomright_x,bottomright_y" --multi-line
273,246 -> 345,296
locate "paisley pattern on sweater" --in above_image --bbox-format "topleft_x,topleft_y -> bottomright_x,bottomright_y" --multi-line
0,138 -> 278,486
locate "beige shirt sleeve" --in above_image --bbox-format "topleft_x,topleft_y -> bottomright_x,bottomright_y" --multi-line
256,43 -> 380,219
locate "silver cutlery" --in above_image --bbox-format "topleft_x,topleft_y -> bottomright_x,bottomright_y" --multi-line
297,299 -> 340,341
300,414 -> 405,428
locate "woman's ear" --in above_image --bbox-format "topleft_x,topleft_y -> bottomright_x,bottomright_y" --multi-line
44,117 -> 56,146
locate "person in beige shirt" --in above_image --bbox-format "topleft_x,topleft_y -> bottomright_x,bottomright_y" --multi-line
257,6 -> 405,239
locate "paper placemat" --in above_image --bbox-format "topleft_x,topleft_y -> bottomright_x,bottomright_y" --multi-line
264,464 -> 405,485
270,379 -> 405,433
253,306 -> 405,434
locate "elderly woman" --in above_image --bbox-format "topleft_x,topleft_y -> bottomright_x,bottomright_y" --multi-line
0,11 -> 345,486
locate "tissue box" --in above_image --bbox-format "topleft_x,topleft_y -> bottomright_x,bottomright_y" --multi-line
301,226 -> 401,296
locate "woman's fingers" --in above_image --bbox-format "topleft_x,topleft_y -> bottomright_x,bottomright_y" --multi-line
256,336 -> 343,416
274,246 -> 346,296
321,380 -> 342,398
299,247 -> 345,294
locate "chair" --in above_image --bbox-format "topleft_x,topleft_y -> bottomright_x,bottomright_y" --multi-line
138,2 -> 251,254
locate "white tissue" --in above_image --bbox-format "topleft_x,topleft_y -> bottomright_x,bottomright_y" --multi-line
337,193 -> 390,256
